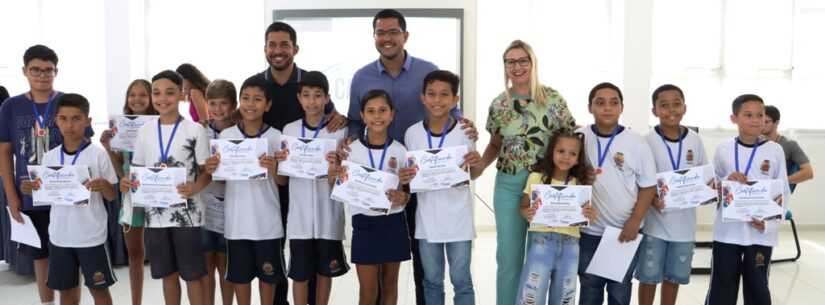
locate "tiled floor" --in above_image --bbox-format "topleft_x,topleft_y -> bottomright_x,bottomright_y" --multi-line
1,229 -> 822,305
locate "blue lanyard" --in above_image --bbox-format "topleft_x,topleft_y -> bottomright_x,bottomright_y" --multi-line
157,117 -> 182,164
595,126 -> 619,169
425,117 -> 452,149
60,142 -> 87,165
734,138 -> 760,176
658,126 -> 683,170
30,91 -> 58,131
367,139 -> 391,171
301,118 -> 327,139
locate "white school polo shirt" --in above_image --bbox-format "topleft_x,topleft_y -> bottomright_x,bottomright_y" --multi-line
282,119 -> 348,240
712,138 -> 790,247
220,125 -> 284,240
577,125 -> 657,236
642,126 -> 708,242
404,120 -> 476,243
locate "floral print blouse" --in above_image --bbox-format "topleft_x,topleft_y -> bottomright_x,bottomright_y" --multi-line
485,86 -> 576,175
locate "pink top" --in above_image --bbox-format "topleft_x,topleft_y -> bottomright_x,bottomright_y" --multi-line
189,100 -> 200,123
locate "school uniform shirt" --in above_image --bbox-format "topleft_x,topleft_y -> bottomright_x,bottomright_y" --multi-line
200,123 -> 228,233
132,118 -> 210,228
221,124 -> 284,240
404,120 -> 476,243
344,137 -> 407,217
577,125 -> 657,236
712,138 -> 791,247
642,126 -> 708,242
43,143 -> 118,248
282,119 -> 348,240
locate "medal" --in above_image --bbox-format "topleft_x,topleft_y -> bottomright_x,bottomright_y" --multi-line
30,91 -> 58,138
595,168 -> 603,175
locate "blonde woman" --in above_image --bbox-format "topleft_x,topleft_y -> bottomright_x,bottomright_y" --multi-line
479,40 -> 576,305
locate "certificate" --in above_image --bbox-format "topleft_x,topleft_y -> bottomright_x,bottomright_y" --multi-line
210,139 -> 269,181
201,188 -> 225,234
585,226 -> 643,282
277,135 -> 337,179
330,160 -> 399,214
406,146 -> 470,193
130,166 -> 187,208
28,165 -> 91,207
529,184 -> 591,228
721,180 -> 785,222
656,164 -> 718,211
109,115 -> 158,152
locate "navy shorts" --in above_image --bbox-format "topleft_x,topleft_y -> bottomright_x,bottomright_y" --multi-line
19,210 -> 50,259
288,239 -> 349,281
47,243 -> 116,290
145,227 -> 206,281
201,228 -> 227,253
226,238 -> 286,284
351,212 -> 411,265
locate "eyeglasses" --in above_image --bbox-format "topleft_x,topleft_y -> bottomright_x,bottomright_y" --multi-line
504,57 -> 531,68
27,67 -> 57,78
374,29 -> 404,39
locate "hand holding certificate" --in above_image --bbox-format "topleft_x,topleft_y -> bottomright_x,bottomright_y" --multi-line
277,135 -> 337,179
721,179 -> 784,222
656,164 -> 718,211
130,166 -> 187,208
330,160 -> 399,214
405,146 -> 470,193
109,115 -> 158,152
28,165 -> 91,207
529,184 -> 591,228
210,139 -> 269,181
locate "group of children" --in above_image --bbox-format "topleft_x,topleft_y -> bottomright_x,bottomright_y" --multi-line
512,82 -> 789,305
2,44 -> 790,305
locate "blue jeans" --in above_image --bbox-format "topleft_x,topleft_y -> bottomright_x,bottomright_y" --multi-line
418,240 -> 475,305
516,232 -> 579,305
577,233 -> 638,305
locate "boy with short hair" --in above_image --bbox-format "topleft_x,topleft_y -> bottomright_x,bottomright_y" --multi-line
21,93 -> 119,305
576,82 -> 657,305
705,94 -> 790,305
636,84 -> 708,305
762,105 -> 813,191
1,44 -> 65,305
278,71 -> 349,305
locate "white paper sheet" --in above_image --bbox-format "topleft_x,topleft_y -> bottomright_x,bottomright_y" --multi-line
6,207 -> 41,249
585,226 -> 643,282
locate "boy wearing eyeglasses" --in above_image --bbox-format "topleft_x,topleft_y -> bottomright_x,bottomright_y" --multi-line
0,44 -> 65,305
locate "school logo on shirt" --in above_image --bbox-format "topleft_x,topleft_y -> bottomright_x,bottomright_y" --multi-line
755,252 -> 766,267
388,157 -> 398,172
760,160 -> 771,175
686,149 -> 695,166
93,271 -> 106,286
613,152 -> 625,171
262,262 -> 274,275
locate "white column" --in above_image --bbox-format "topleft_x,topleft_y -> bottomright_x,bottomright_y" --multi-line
622,0 -> 654,131
103,0 -> 131,116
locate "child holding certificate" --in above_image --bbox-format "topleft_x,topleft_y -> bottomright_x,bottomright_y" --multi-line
329,89 -> 410,305
575,82 -> 658,305
99,78 -> 157,305
204,76 -> 285,305
706,94 -> 790,305
199,79 -> 237,305
635,84 -> 709,305
515,131 -> 596,305
21,93 -> 119,305
274,71 -> 348,305
399,70 -> 483,305
119,70 -> 212,305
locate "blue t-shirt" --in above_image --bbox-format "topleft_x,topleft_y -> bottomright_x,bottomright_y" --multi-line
347,52 -> 438,144
0,92 -> 91,211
